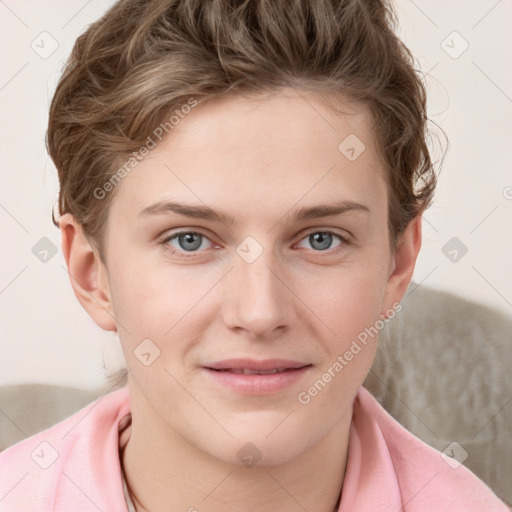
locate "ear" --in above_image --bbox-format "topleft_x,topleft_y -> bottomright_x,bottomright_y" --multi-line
381,215 -> 422,315
59,213 -> 117,332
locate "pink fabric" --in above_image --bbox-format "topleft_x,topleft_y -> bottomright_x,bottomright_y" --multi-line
0,385 -> 508,511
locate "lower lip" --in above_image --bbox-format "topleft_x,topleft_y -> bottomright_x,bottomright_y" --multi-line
203,367 -> 311,395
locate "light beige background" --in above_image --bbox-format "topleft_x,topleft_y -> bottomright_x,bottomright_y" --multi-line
0,0 -> 511,388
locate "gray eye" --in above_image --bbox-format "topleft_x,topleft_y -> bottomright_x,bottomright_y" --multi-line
297,231 -> 343,252
309,232 -> 333,251
177,232 -> 203,251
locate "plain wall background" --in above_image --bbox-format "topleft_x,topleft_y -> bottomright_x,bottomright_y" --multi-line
0,0 -> 511,390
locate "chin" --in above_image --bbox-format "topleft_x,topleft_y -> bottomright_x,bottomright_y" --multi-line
205,426 -> 315,468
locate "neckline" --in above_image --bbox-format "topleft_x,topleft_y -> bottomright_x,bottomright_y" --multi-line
118,412 -> 137,511
116,412 -> 344,512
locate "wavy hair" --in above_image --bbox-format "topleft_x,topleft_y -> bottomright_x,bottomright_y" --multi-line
47,0 -> 442,263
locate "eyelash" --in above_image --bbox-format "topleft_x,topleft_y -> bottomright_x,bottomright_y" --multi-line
160,229 -> 350,259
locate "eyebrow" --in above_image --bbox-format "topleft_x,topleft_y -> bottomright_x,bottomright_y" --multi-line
138,199 -> 370,225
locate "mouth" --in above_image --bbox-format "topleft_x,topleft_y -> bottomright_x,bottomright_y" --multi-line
204,358 -> 311,372
210,367 -> 299,375
202,359 -> 312,395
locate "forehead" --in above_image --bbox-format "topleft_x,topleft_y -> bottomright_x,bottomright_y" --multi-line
168,89 -> 373,162
108,89 -> 387,224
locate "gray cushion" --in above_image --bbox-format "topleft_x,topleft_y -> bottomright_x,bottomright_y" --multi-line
364,283 -> 512,505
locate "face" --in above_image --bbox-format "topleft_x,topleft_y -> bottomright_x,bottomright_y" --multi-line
88,88 -> 416,466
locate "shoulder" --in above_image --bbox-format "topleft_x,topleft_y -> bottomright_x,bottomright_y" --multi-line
353,387 -> 510,511
0,385 -> 130,511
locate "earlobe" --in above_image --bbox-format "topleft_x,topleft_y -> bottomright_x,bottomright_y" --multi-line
59,213 -> 117,332
381,215 -> 423,313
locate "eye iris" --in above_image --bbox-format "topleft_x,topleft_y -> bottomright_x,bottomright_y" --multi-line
178,233 -> 202,251
310,232 -> 332,250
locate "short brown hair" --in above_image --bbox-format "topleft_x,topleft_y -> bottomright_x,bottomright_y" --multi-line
47,0 -> 441,263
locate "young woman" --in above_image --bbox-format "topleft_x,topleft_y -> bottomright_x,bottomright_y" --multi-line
0,0 -> 509,510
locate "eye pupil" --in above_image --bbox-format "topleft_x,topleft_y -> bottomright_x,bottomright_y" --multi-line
310,232 -> 332,251
179,232 -> 202,251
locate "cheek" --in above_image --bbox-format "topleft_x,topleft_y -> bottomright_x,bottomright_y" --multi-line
108,260 -> 219,370
301,259 -> 389,344
110,256 -> 204,329
293,273 -> 383,443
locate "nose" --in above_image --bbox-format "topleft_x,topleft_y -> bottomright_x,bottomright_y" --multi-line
222,241 -> 295,340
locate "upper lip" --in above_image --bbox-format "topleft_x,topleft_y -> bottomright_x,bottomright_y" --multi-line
204,359 -> 311,371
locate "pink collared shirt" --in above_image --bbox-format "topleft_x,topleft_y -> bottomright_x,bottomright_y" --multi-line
0,385 -> 509,511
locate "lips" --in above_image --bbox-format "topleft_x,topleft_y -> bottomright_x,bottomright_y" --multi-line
217,368 -> 290,375
202,359 -> 312,394
204,358 -> 310,373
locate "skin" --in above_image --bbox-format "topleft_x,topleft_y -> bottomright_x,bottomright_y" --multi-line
60,88 -> 422,512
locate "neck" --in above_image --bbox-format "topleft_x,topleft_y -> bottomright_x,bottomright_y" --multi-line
122,383 -> 351,512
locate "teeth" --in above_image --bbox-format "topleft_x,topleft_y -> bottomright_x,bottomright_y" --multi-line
225,368 -> 288,375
